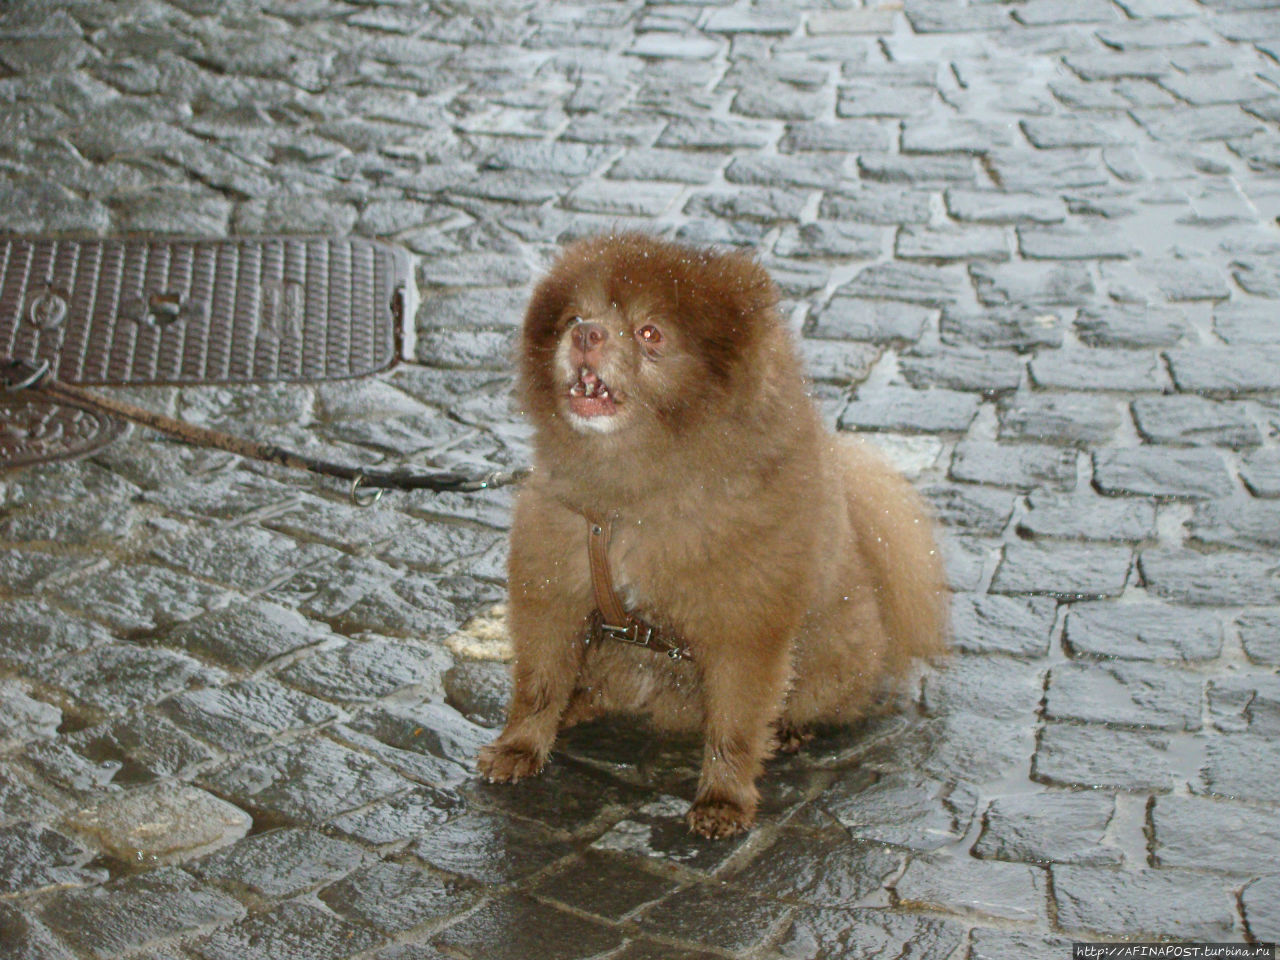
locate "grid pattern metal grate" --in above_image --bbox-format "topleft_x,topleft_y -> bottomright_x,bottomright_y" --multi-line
0,235 -> 410,386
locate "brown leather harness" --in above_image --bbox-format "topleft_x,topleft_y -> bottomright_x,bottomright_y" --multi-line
583,513 -> 694,662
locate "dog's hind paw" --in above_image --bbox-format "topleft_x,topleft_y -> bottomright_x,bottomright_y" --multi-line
477,741 -> 546,783
686,798 -> 754,839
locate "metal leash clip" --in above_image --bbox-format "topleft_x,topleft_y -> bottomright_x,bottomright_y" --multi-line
349,472 -> 384,507
2,358 -> 50,392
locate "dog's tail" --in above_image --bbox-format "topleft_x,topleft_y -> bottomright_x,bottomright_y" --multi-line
843,439 -> 950,674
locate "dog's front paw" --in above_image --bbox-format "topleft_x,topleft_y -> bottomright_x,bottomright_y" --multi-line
686,798 -> 754,839
477,740 -> 546,783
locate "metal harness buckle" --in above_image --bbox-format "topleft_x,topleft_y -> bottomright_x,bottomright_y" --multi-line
599,621 -> 654,647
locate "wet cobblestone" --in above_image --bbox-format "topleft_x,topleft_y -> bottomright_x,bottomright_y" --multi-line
2,0 -> 1279,956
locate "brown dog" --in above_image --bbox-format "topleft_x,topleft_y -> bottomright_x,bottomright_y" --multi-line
477,233 -> 948,838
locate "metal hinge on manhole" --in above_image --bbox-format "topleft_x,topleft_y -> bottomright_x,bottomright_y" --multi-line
1,235 -> 417,469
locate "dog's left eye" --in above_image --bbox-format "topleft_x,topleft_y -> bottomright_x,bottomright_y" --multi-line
636,324 -> 663,345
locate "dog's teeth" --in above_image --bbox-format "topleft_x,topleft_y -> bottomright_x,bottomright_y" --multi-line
585,380 -> 597,397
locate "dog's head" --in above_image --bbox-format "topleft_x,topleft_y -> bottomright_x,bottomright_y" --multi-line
519,233 -> 782,440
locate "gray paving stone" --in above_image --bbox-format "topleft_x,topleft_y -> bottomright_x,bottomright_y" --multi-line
530,850 -> 679,921
941,306 -> 1067,351
0,764 -> 61,824
203,736 -> 408,823
0,822 -> 105,895
191,899 -> 383,960
1053,865 -> 1236,939
430,891 -> 621,960
36,644 -> 216,717
728,831 -> 900,907
1239,610 -> 1280,666
859,153 -> 975,184
984,150 -> 1111,192
636,882 -> 793,955
1166,346 -> 1280,394
949,593 -> 1058,657
921,654 -> 1045,722
0,681 -> 58,751
1018,224 -> 1138,261
189,827 -> 366,898
327,784 -> 466,845
62,711 -> 213,785
893,856 -> 1045,922
970,261 -> 1095,307
1136,104 -> 1267,142
1141,547 -> 1280,605
162,601 -> 326,673
38,866 -> 244,960
1132,395 -> 1262,448
926,483 -> 1013,537
780,119 -> 891,153
810,298 -> 933,343
1075,303 -> 1190,347
66,780 -> 250,866
1046,661 -> 1202,731
656,115 -> 773,149
899,347 -> 1024,394
321,860 -> 477,935
974,791 -> 1120,866
1199,734 -> 1280,803
775,222 -> 882,260
162,678 -> 339,753
896,225 -> 1008,263
412,812 -> 573,884
1188,499 -> 1280,550
1020,116 -> 1130,149
1093,447 -> 1236,499
991,541 -> 1132,599
838,83 -> 937,118
1017,489 -> 1157,543
778,905 -> 965,960
335,701 -> 486,789
54,564 -> 228,634
279,637 -> 449,703
901,119 -> 1018,155
969,929 -> 1076,960
1243,875 -> 1280,942
1208,673 -> 1280,735
950,441 -> 1076,489
684,187 -> 807,224
826,774 -> 978,853
1030,349 -> 1166,392
819,187 -> 933,225
1064,602 -> 1223,661
840,385 -> 980,434
1214,301 -> 1280,344
1034,723 -> 1180,792
944,189 -> 1067,224
589,794 -> 750,873
0,903 -> 75,960
999,393 -> 1123,446
902,0 -> 1013,29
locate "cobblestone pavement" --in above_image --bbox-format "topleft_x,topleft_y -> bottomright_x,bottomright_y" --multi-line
2,0 -> 1280,957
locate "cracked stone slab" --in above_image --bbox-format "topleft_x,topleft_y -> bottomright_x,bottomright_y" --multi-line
64,781 -> 250,866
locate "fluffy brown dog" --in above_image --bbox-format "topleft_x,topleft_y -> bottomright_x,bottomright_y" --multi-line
477,233 -> 947,838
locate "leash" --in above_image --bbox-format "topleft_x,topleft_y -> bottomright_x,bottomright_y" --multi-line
1,358 -> 528,505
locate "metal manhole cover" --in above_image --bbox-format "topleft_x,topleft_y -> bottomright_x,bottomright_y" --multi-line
0,395 -> 129,471
0,235 -> 414,386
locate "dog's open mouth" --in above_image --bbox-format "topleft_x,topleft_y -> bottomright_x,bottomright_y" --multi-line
568,366 -> 618,418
